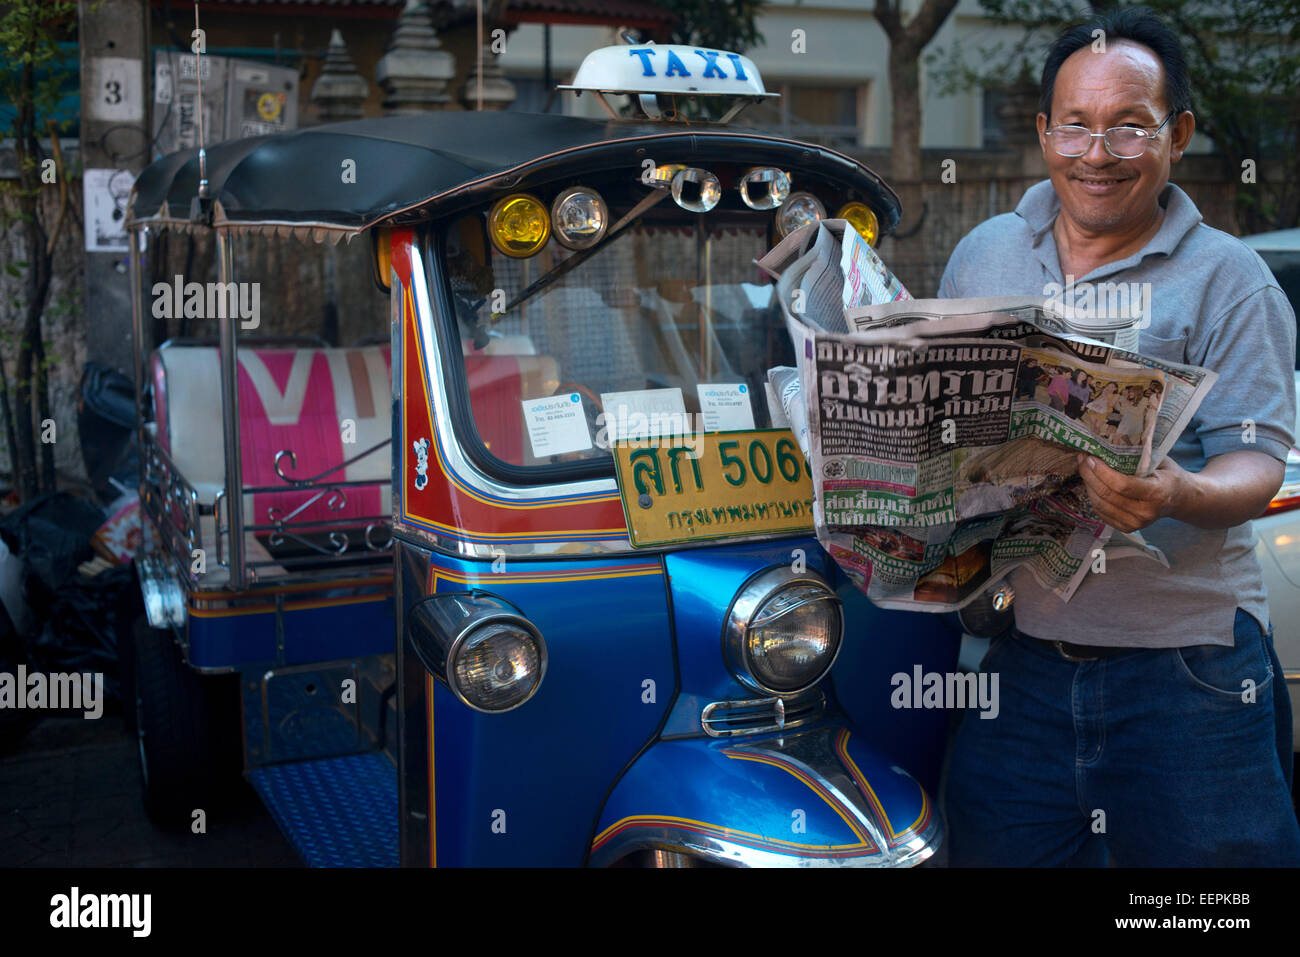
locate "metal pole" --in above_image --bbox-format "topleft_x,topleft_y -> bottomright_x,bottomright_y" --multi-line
216,233 -> 246,587
476,0 -> 484,111
543,24 -> 552,111
128,227 -> 145,482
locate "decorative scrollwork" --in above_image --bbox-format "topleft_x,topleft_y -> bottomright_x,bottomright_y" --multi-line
267,526 -> 350,556
364,522 -> 394,551
266,487 -> 348,525
273,439 -> 391,487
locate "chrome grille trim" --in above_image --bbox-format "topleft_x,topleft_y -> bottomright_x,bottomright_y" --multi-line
700,690 -> 824,738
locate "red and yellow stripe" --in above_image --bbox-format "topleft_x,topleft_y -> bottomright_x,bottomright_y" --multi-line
832,727 -> 930,847
591,814 -> 876,859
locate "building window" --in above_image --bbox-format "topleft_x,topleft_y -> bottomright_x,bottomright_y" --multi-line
734,82 -> 865,149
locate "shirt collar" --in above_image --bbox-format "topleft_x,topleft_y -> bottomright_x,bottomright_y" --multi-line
1015,179 -> 1203,276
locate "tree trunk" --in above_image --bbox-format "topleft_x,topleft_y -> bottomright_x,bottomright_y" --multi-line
889,37 -> 924,231
11,57 -> 46,501
877,0 -> 960,236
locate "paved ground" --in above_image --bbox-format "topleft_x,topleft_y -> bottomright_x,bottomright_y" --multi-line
0,713 -> 300,868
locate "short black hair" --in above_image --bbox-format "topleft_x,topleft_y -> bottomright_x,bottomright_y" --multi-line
1040,6 -> 1192,121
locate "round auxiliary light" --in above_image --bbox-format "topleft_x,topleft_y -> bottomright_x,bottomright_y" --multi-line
449,619 -> 547,713
488,193 -> 550,258
776,191 -> 827,237
836,201 -> 880,246
550,186 -> 609,250
738,167 -> 791,211
670,167 -> 722,213
724,567 -> 843,696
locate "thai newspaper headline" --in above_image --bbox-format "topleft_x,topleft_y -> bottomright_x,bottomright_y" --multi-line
757,220 -> 1216,612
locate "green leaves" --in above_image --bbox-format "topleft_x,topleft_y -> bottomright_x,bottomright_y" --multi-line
656,0 -> 768,53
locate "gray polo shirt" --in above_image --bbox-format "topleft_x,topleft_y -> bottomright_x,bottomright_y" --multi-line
939,180 -> 1296,648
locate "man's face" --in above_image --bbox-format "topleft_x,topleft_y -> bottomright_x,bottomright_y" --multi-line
1036,40 -> 1194,234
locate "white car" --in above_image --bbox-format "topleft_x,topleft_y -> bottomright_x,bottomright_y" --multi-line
1242,228 -> 1300,777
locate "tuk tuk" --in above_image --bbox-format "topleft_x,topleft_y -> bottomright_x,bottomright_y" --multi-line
123,42 -> 960,867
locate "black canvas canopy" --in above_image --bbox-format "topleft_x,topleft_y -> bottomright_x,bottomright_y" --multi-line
127,111 -> 902,243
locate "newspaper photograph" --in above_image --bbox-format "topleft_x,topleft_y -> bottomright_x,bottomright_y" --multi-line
758,221 -> 1218,613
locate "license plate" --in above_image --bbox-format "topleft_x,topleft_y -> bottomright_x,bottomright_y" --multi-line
613,429 -> 815,547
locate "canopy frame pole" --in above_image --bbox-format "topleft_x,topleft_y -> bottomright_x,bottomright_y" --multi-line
216,232 -> 247,587
128,227 -> 146,471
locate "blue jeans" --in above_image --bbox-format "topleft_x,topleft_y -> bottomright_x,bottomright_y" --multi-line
944,609 -> 1300,866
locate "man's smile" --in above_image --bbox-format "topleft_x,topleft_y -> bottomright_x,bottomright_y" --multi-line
1070,170 -> 1137,195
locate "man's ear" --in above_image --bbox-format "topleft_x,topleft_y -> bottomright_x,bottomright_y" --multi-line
1036,111 -> 1050,154
1169,110 -> 1195,161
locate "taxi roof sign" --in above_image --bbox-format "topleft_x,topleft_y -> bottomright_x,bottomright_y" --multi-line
558,43 -> 777,104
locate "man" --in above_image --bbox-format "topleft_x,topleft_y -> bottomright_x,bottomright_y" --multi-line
938,6 -> 1300,866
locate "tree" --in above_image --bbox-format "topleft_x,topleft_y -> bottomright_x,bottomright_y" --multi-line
929,0 -> 1300,233
654,0 -> 767,52
875,0 -> 962,232
0,0 -> 76,500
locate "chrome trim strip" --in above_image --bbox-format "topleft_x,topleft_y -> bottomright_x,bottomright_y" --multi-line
592,823 -> 938,869
138,554 -> 187,628
216,233 -> 246,587
700,690 -> 824,738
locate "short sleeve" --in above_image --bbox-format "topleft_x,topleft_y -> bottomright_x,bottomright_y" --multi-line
938,257 -> 959,298
938,233 -> 972,298
1189,285 -> 1296,462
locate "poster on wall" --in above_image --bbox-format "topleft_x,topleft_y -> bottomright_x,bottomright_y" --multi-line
83,168 -> 136,253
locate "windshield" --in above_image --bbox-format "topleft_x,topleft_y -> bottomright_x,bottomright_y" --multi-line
440,194 -> 795,475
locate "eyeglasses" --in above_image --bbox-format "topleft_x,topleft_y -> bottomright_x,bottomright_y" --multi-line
1044,110 -> 1176,159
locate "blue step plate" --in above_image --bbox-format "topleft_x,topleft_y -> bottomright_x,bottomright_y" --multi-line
249,751 -> 399,867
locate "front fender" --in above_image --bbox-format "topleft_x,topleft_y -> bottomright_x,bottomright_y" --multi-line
589,723 -> 941,867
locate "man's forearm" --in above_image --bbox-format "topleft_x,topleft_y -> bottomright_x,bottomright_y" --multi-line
1170,451 -> 1284,529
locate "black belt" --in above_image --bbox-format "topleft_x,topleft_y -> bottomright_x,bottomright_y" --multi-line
1015,630 -> 1131,661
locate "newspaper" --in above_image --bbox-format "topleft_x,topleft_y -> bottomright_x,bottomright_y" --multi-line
758,221 -> 1218,612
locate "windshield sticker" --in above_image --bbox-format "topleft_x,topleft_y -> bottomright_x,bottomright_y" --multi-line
697,383 -> 755,432
598,388 -> 688,444
412,437 -> 430,491
522,394 -> 593,459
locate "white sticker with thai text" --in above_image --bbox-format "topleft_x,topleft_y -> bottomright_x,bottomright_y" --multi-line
697,383 -> 755,432
599,388 -> 688,443
522,394 -> 592,458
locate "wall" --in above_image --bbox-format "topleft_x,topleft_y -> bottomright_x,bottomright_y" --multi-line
864,149 -> 1243,297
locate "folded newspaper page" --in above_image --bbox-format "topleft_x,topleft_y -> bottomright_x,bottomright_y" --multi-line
758,221 -> 1218,613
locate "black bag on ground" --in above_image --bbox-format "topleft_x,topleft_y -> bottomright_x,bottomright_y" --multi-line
77,362 -> 138,504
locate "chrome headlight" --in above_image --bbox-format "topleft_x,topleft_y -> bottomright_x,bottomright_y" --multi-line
776,191 -> 826,237
406,592 -> 547,713
670,167 -> 722,212
738,167 -> 791,210
550,186 -> 608,250
724,567 -> 843,695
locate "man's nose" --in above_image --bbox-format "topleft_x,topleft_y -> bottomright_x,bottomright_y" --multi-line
1084,132 -> 1117,164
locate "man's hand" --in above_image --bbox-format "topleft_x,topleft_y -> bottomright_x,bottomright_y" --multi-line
1076,454 -> 1186,532
1077,450 -> 1284,532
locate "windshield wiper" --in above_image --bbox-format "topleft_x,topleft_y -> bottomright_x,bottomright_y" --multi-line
490,188 -> 670,322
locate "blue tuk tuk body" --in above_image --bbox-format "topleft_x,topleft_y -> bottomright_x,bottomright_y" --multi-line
125,50 -> 959,867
